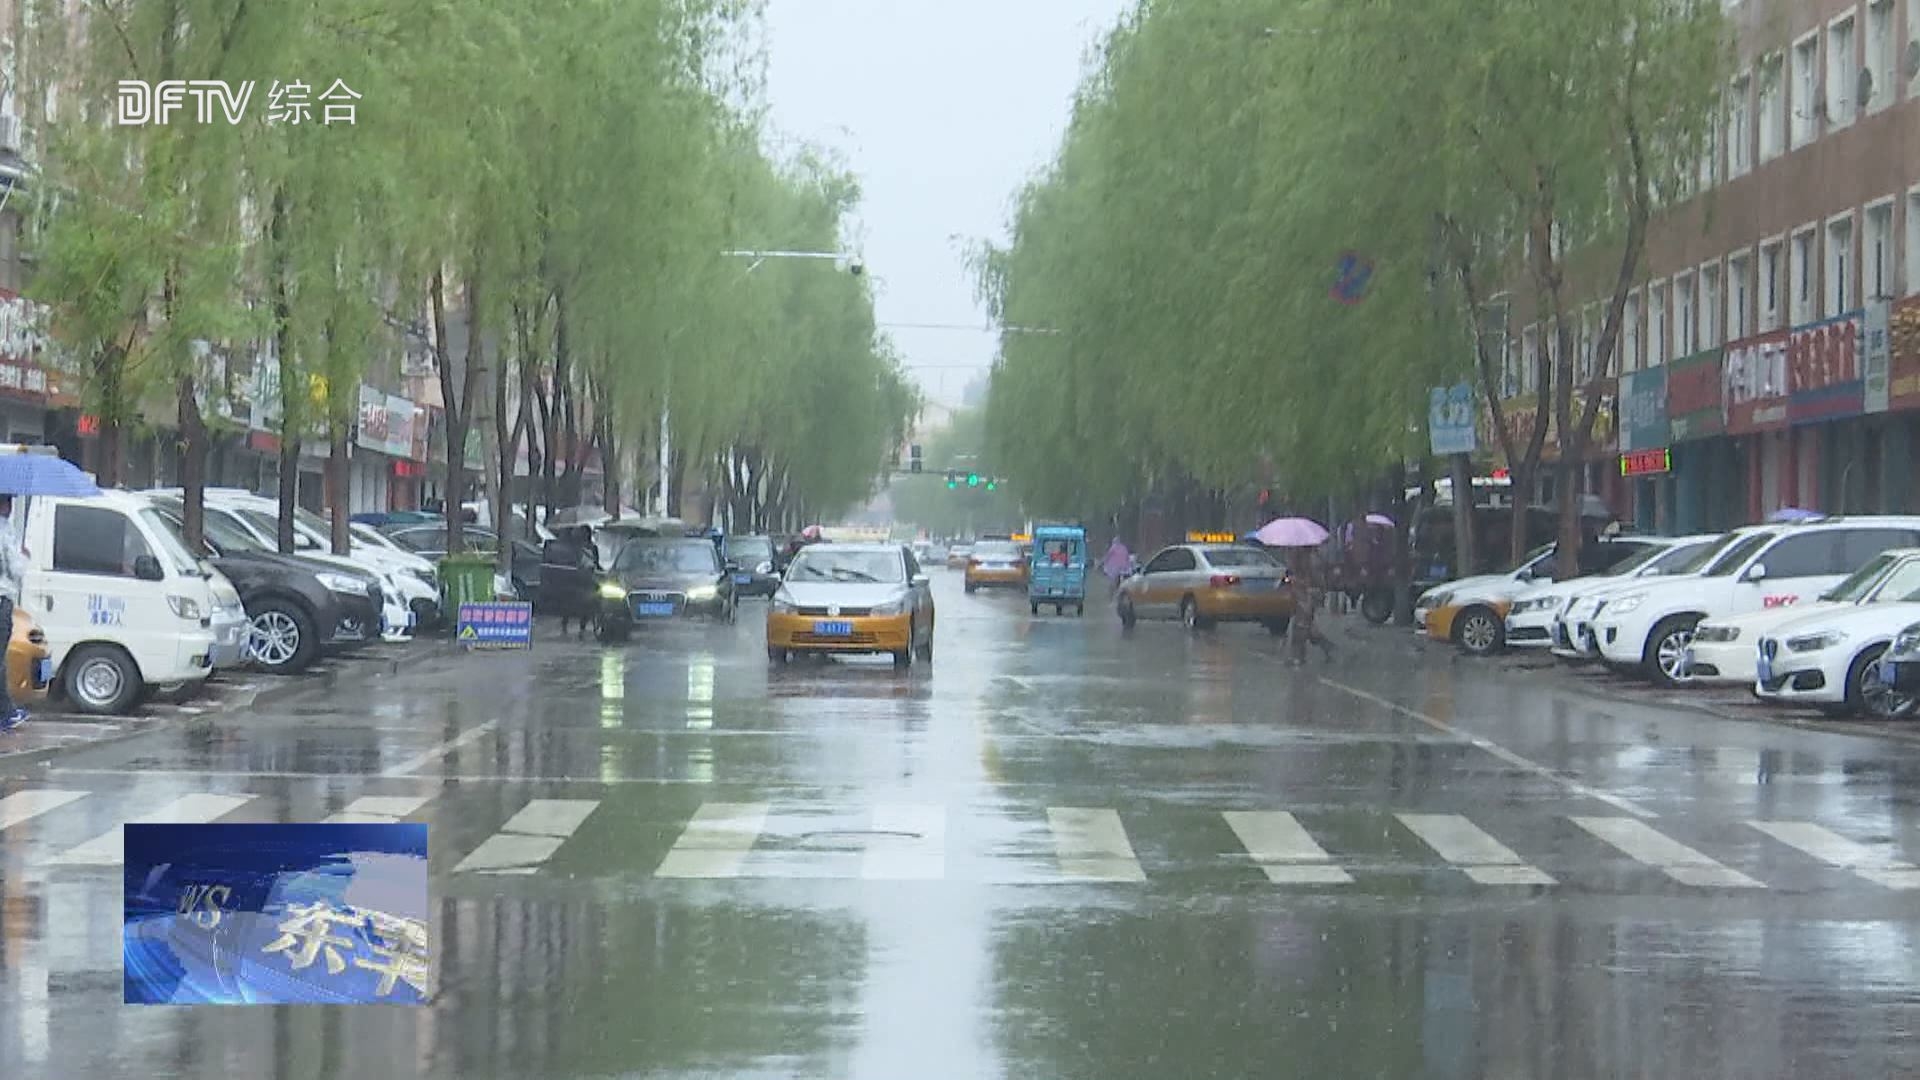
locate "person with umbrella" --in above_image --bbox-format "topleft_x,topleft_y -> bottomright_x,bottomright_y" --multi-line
1255,517 -> 1337,666
1100,537 -> 1132,597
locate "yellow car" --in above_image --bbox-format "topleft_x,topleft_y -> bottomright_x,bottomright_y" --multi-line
1115,544 -> 1295,632
1424,596 -> 1513,656
9,604 -> 51,705
768,543 -> 936,667
963,539 -> 1026,593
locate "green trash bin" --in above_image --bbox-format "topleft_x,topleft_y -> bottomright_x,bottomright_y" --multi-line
438,553 -> 498,635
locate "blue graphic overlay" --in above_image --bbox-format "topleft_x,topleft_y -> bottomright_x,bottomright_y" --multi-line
123,823 -> 430,1004
457,601 -> 533,649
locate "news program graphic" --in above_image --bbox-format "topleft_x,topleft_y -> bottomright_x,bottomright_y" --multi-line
123,823 -> 430,1005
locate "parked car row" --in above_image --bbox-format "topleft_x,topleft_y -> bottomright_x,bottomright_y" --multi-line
1419,514 -> 1920,719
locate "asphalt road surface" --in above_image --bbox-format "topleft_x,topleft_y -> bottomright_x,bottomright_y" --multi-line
4,569 -> 1920,1078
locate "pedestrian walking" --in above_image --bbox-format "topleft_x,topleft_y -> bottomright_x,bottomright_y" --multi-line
1101,537 -> 1132,597
1286,549 -> 1336,666
544,525 -> 600,639
0,495 -> 28,731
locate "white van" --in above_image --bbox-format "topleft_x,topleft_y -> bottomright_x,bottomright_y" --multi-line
18,491 -> 220,714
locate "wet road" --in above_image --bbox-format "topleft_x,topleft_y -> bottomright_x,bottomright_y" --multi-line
5,569 -> 1920,1078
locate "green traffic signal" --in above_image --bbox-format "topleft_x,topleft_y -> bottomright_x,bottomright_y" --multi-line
986,479 -> 996,491
967,473 -> 979,487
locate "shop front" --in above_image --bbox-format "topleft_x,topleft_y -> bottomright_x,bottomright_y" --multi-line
1724,329 -> 1790,520
1619,365 -> 1670,530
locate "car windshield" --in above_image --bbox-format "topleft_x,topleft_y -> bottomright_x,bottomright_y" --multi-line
1703,531 -> 1775,577
1508,543 -> 1554,574
787,549 -> 906,584
727,537 -> 775,562
201,509 -> 270,554
1202,547 -> 1277,568
1822,552 -> 1899,602
234,507 -> 313,550
614,541 -> 719,575
1597,542 -> 1669,576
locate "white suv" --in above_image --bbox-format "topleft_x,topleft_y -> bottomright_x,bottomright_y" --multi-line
1588,518 -> 1920,686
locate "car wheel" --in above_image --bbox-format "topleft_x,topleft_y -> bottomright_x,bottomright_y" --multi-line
1454,606 -> 1503,657
1847,645 -> 1913,719
1117,595 -> 1137,629
62,644 -> 142,716
893,643 -> 913,668
1644,615 -> 1700,688
247,600 -> 318,675
767,645 -> 788,664
1265,618 -> 1291,637
1180,596 -> 1209,632
1360,590 -> 1394,625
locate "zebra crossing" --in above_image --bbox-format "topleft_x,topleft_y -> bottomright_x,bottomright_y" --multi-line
3,785 -> 1918,892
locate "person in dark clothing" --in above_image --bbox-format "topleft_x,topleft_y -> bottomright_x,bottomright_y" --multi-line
544,526 -> 600,638
1287,549 -> 1336,665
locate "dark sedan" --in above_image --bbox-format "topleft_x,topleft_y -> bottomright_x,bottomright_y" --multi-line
594,537 -> 739,641
723,534 -> 780,598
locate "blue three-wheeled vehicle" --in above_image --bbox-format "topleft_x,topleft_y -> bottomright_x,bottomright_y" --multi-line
1027,524 -> 1088,616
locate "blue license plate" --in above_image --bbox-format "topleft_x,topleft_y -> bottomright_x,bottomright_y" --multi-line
635,601 -> 675,617
813,620 -> 853,636
32,657 -> 51,686
734,573 -> 751,584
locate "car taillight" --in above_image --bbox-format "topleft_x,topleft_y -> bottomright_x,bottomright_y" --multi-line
968,557 -> 982,567
1209,574 -> 1240,588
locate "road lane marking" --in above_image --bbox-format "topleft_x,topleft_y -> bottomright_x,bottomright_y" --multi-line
655,802 -> 770,878
1747,820 -> 1920,890
1396,813 -> 1555,886
1320,678 -> 1654,818
452,798 -> 600,874
323,794 -> 433,824
0,789 -> 89,832
382,720 -> 499,777
1223,811 -> 1352,884
1047,807 -> 1145,882
1569,816 -> 1764,888
860,804 -> 947,880
47,793 -> 255,866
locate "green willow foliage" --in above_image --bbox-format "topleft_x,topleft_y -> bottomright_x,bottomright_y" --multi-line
981,0 -> 1727,523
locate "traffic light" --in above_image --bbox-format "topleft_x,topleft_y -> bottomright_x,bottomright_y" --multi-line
967,472 -> 979,487
945,470 -> 957,489
909,444 -> 922,473
985,478 -> 996,491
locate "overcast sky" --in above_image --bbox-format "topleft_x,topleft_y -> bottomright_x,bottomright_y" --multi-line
762,0 -> 1132,411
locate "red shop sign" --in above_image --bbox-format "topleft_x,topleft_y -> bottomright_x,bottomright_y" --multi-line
1620,448 -> 1671,477
1723,330 -> 1790,435
392,459 -> 425,479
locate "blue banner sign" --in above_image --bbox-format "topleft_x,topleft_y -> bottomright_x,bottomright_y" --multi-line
123,823 -> 431,1005
1428,383 -> 1478,456
457,602 -> 532,649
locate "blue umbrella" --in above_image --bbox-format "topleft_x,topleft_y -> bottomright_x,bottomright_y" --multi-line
1768,507 -> 1824,523
0,451 -> 99,497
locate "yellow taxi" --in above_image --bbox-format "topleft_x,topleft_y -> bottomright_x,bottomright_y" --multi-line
963,539 -> 1026,593
768,543 -> 936,667
1116,544 -> 1295,632
9,604 -> 52,705
1422,596 -> 1513,656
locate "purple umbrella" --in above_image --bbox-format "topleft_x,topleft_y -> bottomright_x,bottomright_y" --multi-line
1768,507 -> 1824,522
1254,517 -> 1330,548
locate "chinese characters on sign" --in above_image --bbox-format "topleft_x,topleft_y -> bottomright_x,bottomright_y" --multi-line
1784,312 -> 1863,424
116,79 -> 359,125
1427,383 -> 1477,456
457,602 -> 533,649
1722,330 -> 1789,434
260,901 -> 430,1000
1620,448 -> 1671,477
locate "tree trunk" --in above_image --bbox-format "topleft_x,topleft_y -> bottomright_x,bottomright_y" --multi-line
1448,452 -> 1475,577
328,417 -> 350,555
432,266 -> 475,558
176,376 -> 209,553
599,411 -> 619,522
271,187 -> 300,554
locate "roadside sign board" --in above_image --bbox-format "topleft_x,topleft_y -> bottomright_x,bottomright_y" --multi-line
457,602 -> 532,649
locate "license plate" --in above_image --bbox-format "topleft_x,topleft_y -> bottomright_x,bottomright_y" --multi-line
32,658 -> 51,686
635,601 -> 675,617
813,620 -> 853,636
734,574 -> 751,584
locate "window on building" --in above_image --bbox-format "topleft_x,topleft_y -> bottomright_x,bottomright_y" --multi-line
1728,251 -> 1752,338
1727,72 -> 1752,177
1826,215 -> 1854,315
1791,227 -> 1816,324
1697,108 -> 1719,191
1675,271 -> 1696,354
1791,34 -> 1819,148
1622,292 -> 1642,372
1865,0 -> 1895,113
1519,326 -> 1537,397
1758,53 -> 1786,161
1911,0 -> 1920,99
1648,282 -> 1668,365
1865,201 -> 1894,301
1907,187 -> 1920,296
1827,14 -> 1858,128
1760,239 -> 1784,329
1580,307 -> 1597,379
1700,264 -> 1722,348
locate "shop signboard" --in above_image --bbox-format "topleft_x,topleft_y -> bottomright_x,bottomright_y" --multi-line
1665,347 -> 1724,442
1723,330 -> 1789,435
1785,311 -> 1863,425
355,386 -> 417,458
1427,383 -> 1477,456
1863,300 -> 1891,414
1620,448 -> 1671,476
1889,296 -> 1920,411
1619,366 -> 1668,453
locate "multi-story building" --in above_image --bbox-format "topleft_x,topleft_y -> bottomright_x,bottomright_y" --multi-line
1507,0 -> 1920,533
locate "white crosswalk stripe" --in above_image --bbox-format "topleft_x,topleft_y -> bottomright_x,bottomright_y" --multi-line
1570,816 -> 1765,889
1747,820 -> 1920,890
452,799 -> 600,875
1396,813 -> 1555,886
46,793 -> 256,867
655,802 -> 770,879
1223,811 -> 1351,884
323,795 -> 433,825
1047,807 -> 1145,882
0,789 -> 89,832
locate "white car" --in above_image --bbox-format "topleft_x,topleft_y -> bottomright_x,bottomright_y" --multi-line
1684,548 -> 1920,687
1550,533 -> 1739,662
1419,536 -> 1665,655
1753,594 -> 1920,717
1413,544 -> 1557,633
1588,517 -> 1920,686
1504,534 -> 1714,649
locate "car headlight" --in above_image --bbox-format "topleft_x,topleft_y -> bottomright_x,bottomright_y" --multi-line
1891,624 -> 1920,657
755,561 -> 773,575
1606,592 -> 1646,615
871,595 -> 909,616
771,592 -> 797,614
599,582 -> 627,600
1419,592 -> 1451,610
1693,625 -> 1740,644
1511,597 -> 1553,614
167,595 -> 202,620
686,584 -> 719,601
1785,630 -> 1848,653
315,571 -> 369,596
